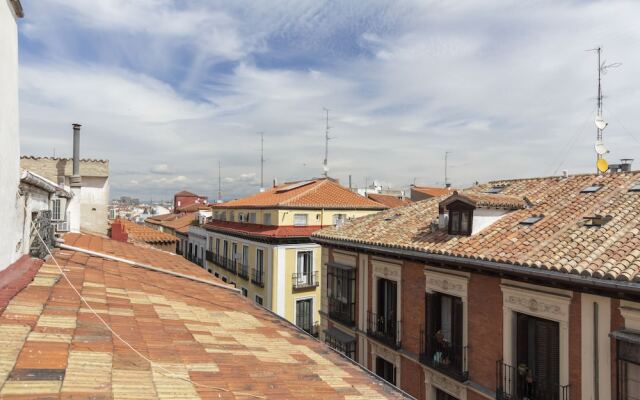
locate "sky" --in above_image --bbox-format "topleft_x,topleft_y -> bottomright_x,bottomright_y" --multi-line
17,0 -> 640,201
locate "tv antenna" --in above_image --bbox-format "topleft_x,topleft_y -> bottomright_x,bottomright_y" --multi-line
444,151 -> 451,187
217,160 -> 222,203
323,108 -> 332,177
587,47 -> 621,173
259,132 -> 265,191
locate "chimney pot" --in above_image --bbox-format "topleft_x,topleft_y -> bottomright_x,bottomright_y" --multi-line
71,123 -> 82,186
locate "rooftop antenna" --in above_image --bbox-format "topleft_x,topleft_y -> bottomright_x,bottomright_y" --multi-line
587,47 -> 621,173
217,160 -> 222,203
323,108 -> 331,178
444,151 -> 451,187
259,132 -> 265,192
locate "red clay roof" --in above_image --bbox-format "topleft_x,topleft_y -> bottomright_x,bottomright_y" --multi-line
147,212 -> 198,231
315,171 -> 640,283
440,191 -> 528,210
411,186 -> 455,197
114,219 -> 178,244
367,193 -> 412,208
0,233 -> 406,399
176,204 -> 211,213
221,178 -> 387,210
204,220 -> 322,239
174,190 -> 201,197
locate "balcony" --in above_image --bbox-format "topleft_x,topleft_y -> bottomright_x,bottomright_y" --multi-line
366,311 -> 401,349
205,250 -> 214,262
251,268 -> 265,287
496,360 -> 570,400
328,297 -> 355,327
292,271 -> 319,290
238,263 -> 249,280
299,322 -> 319,337
226,258 -> 237,274
420,329 -> 468,381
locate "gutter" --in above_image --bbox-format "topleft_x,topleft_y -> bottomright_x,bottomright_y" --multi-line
312,236 -> 640,298
20,170 -> 73,198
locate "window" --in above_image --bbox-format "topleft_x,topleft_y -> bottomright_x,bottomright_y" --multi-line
255,295 -> 263,306
208,237 -> 213,252
238,213 -> 245,222
296,251 -> 313,284
242,245 -> 249,265
325,328 -> 356,360
327,263 -> 355,326
295,298 -> 313,334
222,276 -> 228,283
253,249 -> 264,286
332,214 -> 347,225
436,389 -> 459,400
263,213 -> 272,225
423,292 -> 465,380
223,241 -> 228,259
215,238 -> 220,255
51,198 -> 62,221
581,184 -> 603,193
232,243 -> 238,266
449,210 -> 472,235
613,334 -> 640,400
248,213 -> 257,223
368,278 -> 399,348
229,211 -> 235,221
293,214 -> 308,226
241,287 -> 248,297
219,212 -> 227,221
375,357 -> 396,385
214,272 -> 219,278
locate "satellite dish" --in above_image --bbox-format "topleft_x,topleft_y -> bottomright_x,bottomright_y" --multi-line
597,159 -> 609,173
594,140 -> 608,155
595,115 -> 608,130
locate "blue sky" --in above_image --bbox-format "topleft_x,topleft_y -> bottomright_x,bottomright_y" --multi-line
17,0 -> 640,200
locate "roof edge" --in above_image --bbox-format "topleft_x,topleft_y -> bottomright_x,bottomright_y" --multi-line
10,0 -> 23,18
312,236 -> 640,298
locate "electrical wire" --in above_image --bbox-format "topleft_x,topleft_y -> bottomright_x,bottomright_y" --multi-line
550,107 -> 597,176
28,220 -> 266,399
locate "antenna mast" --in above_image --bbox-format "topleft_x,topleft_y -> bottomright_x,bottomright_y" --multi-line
444,151 -> 451,187
217,161 -> 222,203
323,108 -> 331,177
596,47 -> 603,167
259,132 -> 265,191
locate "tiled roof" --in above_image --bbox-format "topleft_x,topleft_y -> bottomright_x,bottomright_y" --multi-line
0,233 -> 406,399
176,204 -> 211,212
114,219 -> 178,244
147,213 -> 198,231
203,220 -> 322,239
175,190 -> 202,197
440,191 -> 528,210
20,156 -> 108,163
314,171 -> 640,283
367,193 -> 412,208
221,179 -> 387,210
411,186 -> 455,197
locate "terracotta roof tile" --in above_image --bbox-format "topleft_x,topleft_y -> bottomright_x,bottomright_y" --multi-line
411,186 -> 456,197
114,219 -> 178,244
0,234 -> 406,399
315,171 -> 640,283
222,179 -> 387,210
367,193 -> 412,208
440,191 -> 528,210
203,220 -> 322,239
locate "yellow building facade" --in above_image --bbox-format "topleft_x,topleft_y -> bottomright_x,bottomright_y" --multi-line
199,178 -> 387,334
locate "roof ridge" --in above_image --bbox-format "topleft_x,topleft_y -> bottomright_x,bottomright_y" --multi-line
280,179 -> 325,206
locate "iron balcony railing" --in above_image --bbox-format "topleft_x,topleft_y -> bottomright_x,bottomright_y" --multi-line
205,250 -> 214,262
251,267 -> 265,287
496,360 -> 570,400
366,311 -> 401,349
420,329 -> 468,381
292,271 -> 319,290
328,297 -> 356,327
299,321 -> 319,337
238,263 -> 249,279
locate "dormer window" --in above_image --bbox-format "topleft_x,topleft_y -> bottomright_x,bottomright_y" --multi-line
485,186 -> 506,194
583,214 -> 612,227
449,209 -> 472,235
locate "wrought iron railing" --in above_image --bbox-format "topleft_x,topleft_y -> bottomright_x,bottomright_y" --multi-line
366,311 -> 401,349
496,360 -> 570,400
292,271 -> 319,289
205,250 -> 214,262
299,321 -> 319,337
420,329 -> 468,381
328,297 -> 356,327
238,263 -> 249,279
251,267 -> 265,287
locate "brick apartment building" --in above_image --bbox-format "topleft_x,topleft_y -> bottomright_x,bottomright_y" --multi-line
173,190 -> 208,212
313,171 -> 640,400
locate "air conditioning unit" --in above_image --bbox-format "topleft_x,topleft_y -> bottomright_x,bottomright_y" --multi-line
55,221 -> 70,232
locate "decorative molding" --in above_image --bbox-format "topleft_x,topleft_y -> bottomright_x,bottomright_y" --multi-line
425,368 -> 467,400
425,270 -> 468,299
620,300 -> 640,330
501,284 -> 570,322
372,260 -> 401,280
333,250 -> 357,267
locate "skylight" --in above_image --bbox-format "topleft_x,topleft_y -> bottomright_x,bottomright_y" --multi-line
581,185 -> 603,193
583,214 -> 612,227
520,216 -> 543,225
485,186 -> 506,194
629,183 -> 640,192
275,180 -> 314,193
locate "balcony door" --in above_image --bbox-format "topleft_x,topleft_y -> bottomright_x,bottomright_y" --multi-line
377,278 -> 397,340
424,292 -> 464,379
295,298 -> 313,333
516,313 -> 560,399
296,251 -> 313,285
375,356 -> 396,385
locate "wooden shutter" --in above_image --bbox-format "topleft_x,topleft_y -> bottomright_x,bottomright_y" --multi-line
452,296 -> 464,369
535,319 -> 560,395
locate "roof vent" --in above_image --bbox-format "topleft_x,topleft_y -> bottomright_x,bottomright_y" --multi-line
581,184 -> 603,193
275,180 -> 314,193
629,182 -> 640,192
520,215 -> 544,225
583,214 -> 612,227
485,185 -> 506,194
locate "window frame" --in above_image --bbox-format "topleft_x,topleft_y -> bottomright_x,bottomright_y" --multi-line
293,213 -> 308,226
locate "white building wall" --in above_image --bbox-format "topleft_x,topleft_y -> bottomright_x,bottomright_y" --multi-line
0,1 -> 22,269
471,208 -> 510,235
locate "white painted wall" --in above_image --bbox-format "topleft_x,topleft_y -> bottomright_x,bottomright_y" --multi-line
0,1 -> 22,269
19,186 -> 51,254
471,208 -> 511,234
